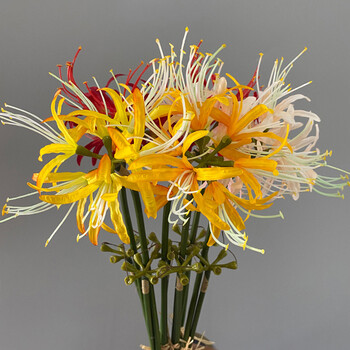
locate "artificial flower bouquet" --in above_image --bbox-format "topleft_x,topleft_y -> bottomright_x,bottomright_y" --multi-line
1,28 -> 348,350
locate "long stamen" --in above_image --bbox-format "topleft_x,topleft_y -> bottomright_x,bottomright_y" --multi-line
6,191 -> 39,202
0,109 -> 63,144
45,202 -> 76,247
92,76 -> 108,115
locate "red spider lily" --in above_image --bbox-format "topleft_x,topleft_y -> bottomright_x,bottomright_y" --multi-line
56,48 -> 151,165
57,47 -> 150,116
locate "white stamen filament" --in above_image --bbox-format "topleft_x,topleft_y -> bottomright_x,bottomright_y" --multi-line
45,202 -> 76,247
92,76 -> 108,115
0,110 -> 64,144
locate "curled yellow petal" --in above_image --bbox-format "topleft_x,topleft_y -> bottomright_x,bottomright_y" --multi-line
101,223 -> 117,234
207,223 -> 221,247
149,105 -> 183,121
66,109 -> 115,125
109,199 -> 130,244
230,104 -> 272,135
208,182 -> 226,205
76,197 -> 87,233
97,154 -> 112,184
235,158 -> 279,176
100,87 -> 128,125
183,130 -> 209,154
265,123 -> 291,158
193,191 -> 229,231
38,144 -> 75,162
239,170 -> 262,199
51,91 -> 76,146
107,127 -> 130,149
132,88 -> 146,151
36,154 -> 71,191
88,225 -> 101,246
40,183 -> 99,204
210,107 -> 231,126
32,172 -> 85,184
224,199 -> 245,231
234,130 -> 293,154
191,96 -> 218,130
139,182 -> 157,219
129,154 -> 187,171
195,167 -> 242,181
219,143 -> 251,160
128,168 -> 184,183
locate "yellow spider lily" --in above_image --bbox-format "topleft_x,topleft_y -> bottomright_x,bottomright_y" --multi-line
128,130 -> 243,185
127,129 -> 245,225
202,181 -> 278,253
106,89 -> 194,161
36,91 -> 82,191
103,88 -> 147,162
36,155 -> 130,246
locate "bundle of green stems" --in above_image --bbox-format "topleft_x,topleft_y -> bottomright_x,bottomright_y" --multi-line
100,187 -> 237,350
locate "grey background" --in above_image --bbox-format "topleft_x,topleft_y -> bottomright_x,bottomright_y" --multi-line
0,1 -> 350,349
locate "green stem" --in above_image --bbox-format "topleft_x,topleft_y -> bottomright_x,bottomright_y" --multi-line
75,145 -> 102,160
149,286 -> 160,348
120,188 -> 150,343
183,272 -> 203,342
181,211 -> 201,326
160,278 -> 169,344
206,159 -> 234,167
120,188 -> 137,251
142,279 -> 155,350
197,136 -> 232,168
189,211 -> 201,244
131,190 -> 161,350
189,227 -> 212,340
160,202 -> 171,345
189,269 -> 211,340
102,136 -> 114,160
183,226 -> 211,342
171,211 -> 191,345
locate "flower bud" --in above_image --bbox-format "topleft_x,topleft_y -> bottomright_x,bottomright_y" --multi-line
150,276 -> 159,285
110,255 -> 123,264
121,261 -> 138,273
212,266 -> 222,275
221,261 -> 238,270
133,253 -> 144,268
156,265 -> 168,277
172,224 -> 181,235
124,275 -> 135,285
158,260 -> 167,268
126,249 -> 134,257
167,251 -> 175,261
179,274 -> 189,286
148,232 -> 160,244
100,243 -> 119,254
191,262 -> 203,273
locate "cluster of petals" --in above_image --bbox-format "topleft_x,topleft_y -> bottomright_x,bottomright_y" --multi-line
1,29 -> 348,253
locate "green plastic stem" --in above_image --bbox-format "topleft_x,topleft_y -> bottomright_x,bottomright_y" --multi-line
131,190 -> 160,350
183,226 -> 211,342
171,211 -> 191,345
181,211 -> 201,326
160,202 -> 171,345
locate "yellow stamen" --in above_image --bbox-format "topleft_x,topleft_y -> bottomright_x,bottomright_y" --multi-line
2,204 -> 8,216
